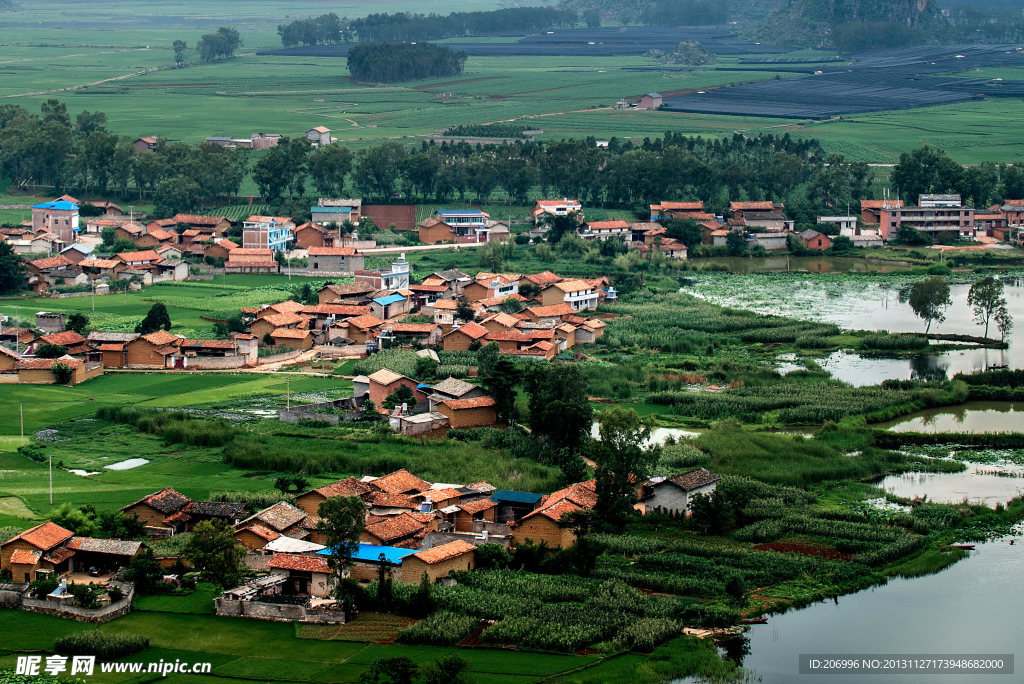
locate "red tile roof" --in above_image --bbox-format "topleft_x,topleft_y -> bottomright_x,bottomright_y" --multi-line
459,498 -> 498,514
16,356 -> 83,370
410,539 -> 475,564
28,255 -> 73,270
421,488 -> 461,504
9,549 -> 42,565
121,487 -> 191,515
364,511 -> 428,543
261,312 -> 304,328
301,304 -> 371,317
389,323 -> 438,334
231,248 -> 275,257
139,331 -> 180,346
6,522 -> 74,551
371,469 -> 430,495
115,250 -> 161,262
586,220 -> 630,229
309,247 -> 358,256
39,331 -> 87,347
346,314 -> 385,330
442,396 -> 496,410
860,199 -> 904,209
657,201 -> 705,210
368,492 -> 419,509
517,480 -> 597,525
525,303 -> 574,318
310,477 -> 372,499
730,201 -> 776,211
267,553 -> 330,574
524,271 -> 563,286
446,322 -> 488,340
173,214 -> 228,225
238,524 -> 281,542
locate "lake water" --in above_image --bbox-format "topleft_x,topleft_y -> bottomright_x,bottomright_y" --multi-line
878,465 -> 1024,507
694,255 -> 911,274
590,423 -> 699,445
874,402 -> 1024,433
728,531 -> 1024,684
693,275 -> 1024,369
813,349 -> 1012,386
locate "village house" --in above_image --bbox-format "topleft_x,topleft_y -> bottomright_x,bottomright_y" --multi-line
133,136 -> 159,154
305,126 -> 331,146
479,312 -> 521,333
436,396 -> 498,428
165,336 -> 259,369
522,303 -> 574,324
300,304 -> 371,331
636,236 -> 688,259
32,330 -> 88,356
270,328 -> 315,350
878,194 -> 975,240
638,468 -> 720,517
367,368 -> 426,407
636,93 -> 663,110
797,229 -> 833,250
295,478 -> 373,517
649,201 -> 706,221
15,356 -> 102,385
225,247 -> 278,274
318,198 -> 363,222
509,480 -> 597,549
407,283 -> 449,308
0,327 -> 34,351
26,255 -> 75,289
249,312 -> 308,342
367,468 -> 431,496
242,216 -> 294,252
417,209 -> 492,245
156,244 -> 185,260
818,216 -> 857,233
361,512 -> 433,548
112,221 -> 146,242
442,322 -> 489,351
860,198 -> 903,225
85,332 -> 139,368
382,322 -> 442,347
539,279 -> 599,311
307,246 -> 364,276
354,255 -> 411,291
579,219 -> 631,240
293,222 -> 336,249
0,522 -> 144,583
490,489 -> 544,524
463,273 -> 521,303
453,498 -> 498,532
133,226 -> 177,250
266,554 -> 331,598
532,199 -> 582,221
399,540 -> 476,583
123,330 -> 184,368
31,201 -> 78,242
428,377 -> 488,404
423,269 -> 471,298
59,243 -> 94,264
120,488 -> 191,533
336,313 -> 384,344
745,233 -> 788,251
236,502 -> 322,546
318,281 -> 377,306
203,238 -> 237,263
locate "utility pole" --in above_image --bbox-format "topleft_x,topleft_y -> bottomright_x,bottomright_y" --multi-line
20,404 -> 24,446
286,379 -> 291,410
49,454 -> 53,505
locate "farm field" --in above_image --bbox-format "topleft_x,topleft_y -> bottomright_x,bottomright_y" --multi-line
0,0 -> 1022,160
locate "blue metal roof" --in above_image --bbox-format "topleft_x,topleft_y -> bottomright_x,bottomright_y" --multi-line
491,489 -> 543,504
311,206 -> 351,213
437,209 -> 485,216
318,543 -> 416,564
374,293 -> 406,306
32,201 -> 78,211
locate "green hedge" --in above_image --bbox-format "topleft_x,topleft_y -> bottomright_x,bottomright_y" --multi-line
54,631 -> 149,661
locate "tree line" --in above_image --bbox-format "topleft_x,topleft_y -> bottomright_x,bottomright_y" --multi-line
0,99 -> 247,214
346,42 -> 467,83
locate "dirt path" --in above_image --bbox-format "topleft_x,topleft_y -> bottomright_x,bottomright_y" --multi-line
0,64 -> 168,99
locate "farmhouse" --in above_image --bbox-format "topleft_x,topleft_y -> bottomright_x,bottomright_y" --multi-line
354,255 -> 411,290
383,322 -> 442,346
270,328 -> 315,350
317,197 -> 363,223
295,478 -> 373,517
579,220 -> 631,240
368,469 -> 431,496
453,498 -> 498,532
428,377 -> 488,403
860,199 -> 903,225
649,201 -> 706,221
305,126 -> 331,146
236,502 -> 321,544
798,229 -> 832,250
539,279 -> 599,311
361,512 -> 433,548
638,468 -> 720,517
121,488 -> 192,532
367,368 -> 425,407
225,247 -> 278,274
442,322 -> 489,351
509,480 -> 597,549
399,540 -> 476,583
16,356 -> 102,385
133,136 -> 159,154
436,396 -> 498,428
337,313 -> 384,344
266,554 -> 332,598
0,522 -> 75,582
318,281 -> 377,305
636,93 -> 663,110
124,330 -> 184,368
417,209 -> 491,244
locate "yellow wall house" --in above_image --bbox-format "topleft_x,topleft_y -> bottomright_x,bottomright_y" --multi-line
400,540 -> 476,583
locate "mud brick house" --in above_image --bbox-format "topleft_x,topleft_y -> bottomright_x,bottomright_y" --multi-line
120,488 -> 192,533
300,304 -> 371,331
441,322 -> 489,351
266,554 -> 331,598
32,330 -> 88,356
509,480 -> 597,549
294,223 -> 334,249
0,522 -> 74,582
384,322 -> 442,346
360,512 -> 433,547
295,478 -> 373,517
171,501 -> 248,532
235,502 -> 322,547
649,201 -> 706,221
367,368 -> 426,407
797,229 -> 832,250
337,313 -> 384,344
539,279 -> 599,311
233,523 -> 280,551
399,540 -> 476,583
123,330 -> 183,368
427,377 -> 487,404
318,282 -> 377,306
270,328 -> 315,350
16,356 -> 102,385
307,246 -> 364,276
453,498 -> 498,532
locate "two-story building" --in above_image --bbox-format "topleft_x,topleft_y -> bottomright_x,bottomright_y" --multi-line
418,209 -> 491,244
539,279 -> 599,311
31,201 -> 79,242
878,194 -> 975,241
307,246 -> 364,276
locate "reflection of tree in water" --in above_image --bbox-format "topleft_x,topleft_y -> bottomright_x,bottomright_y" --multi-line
910,355 -> 949,384
719,633 -> 751,666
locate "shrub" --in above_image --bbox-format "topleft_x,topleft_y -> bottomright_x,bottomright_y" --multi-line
51,362 -> 74,385
862,333 -> 929,350
107,586 -> 124,602
397,611 -> 478,646
54,631 -> 149,660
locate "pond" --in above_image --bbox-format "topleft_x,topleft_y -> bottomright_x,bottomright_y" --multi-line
590,423 -> 699,445
721,531 -> 1024,683
691,275 -> 1024,368
692,255 -> 911,274
813,349 -> 1013,386
877,464 -> 1024,507
873,402 -> 1024,433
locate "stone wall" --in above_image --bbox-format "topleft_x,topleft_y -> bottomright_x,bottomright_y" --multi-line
14,580 -> 135,623
214,598 -> 345,624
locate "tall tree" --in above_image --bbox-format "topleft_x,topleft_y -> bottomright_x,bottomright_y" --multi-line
483,356 -> 521,425
592,407 -> 659,529
523,364 -> 593,451
967,276 -> 1007,339
308,144 -> 353,197
908,276 -> 951,333
135,303 -> 173,334
0,241 -> 26,295
317,495 -> 366,606
182,519 -> 248,588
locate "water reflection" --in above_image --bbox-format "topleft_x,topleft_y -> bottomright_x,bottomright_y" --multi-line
878,465 -> 1024,507
909,355 -> 949,383
875,401 -> 1024,433
798,349 -> 1008,387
